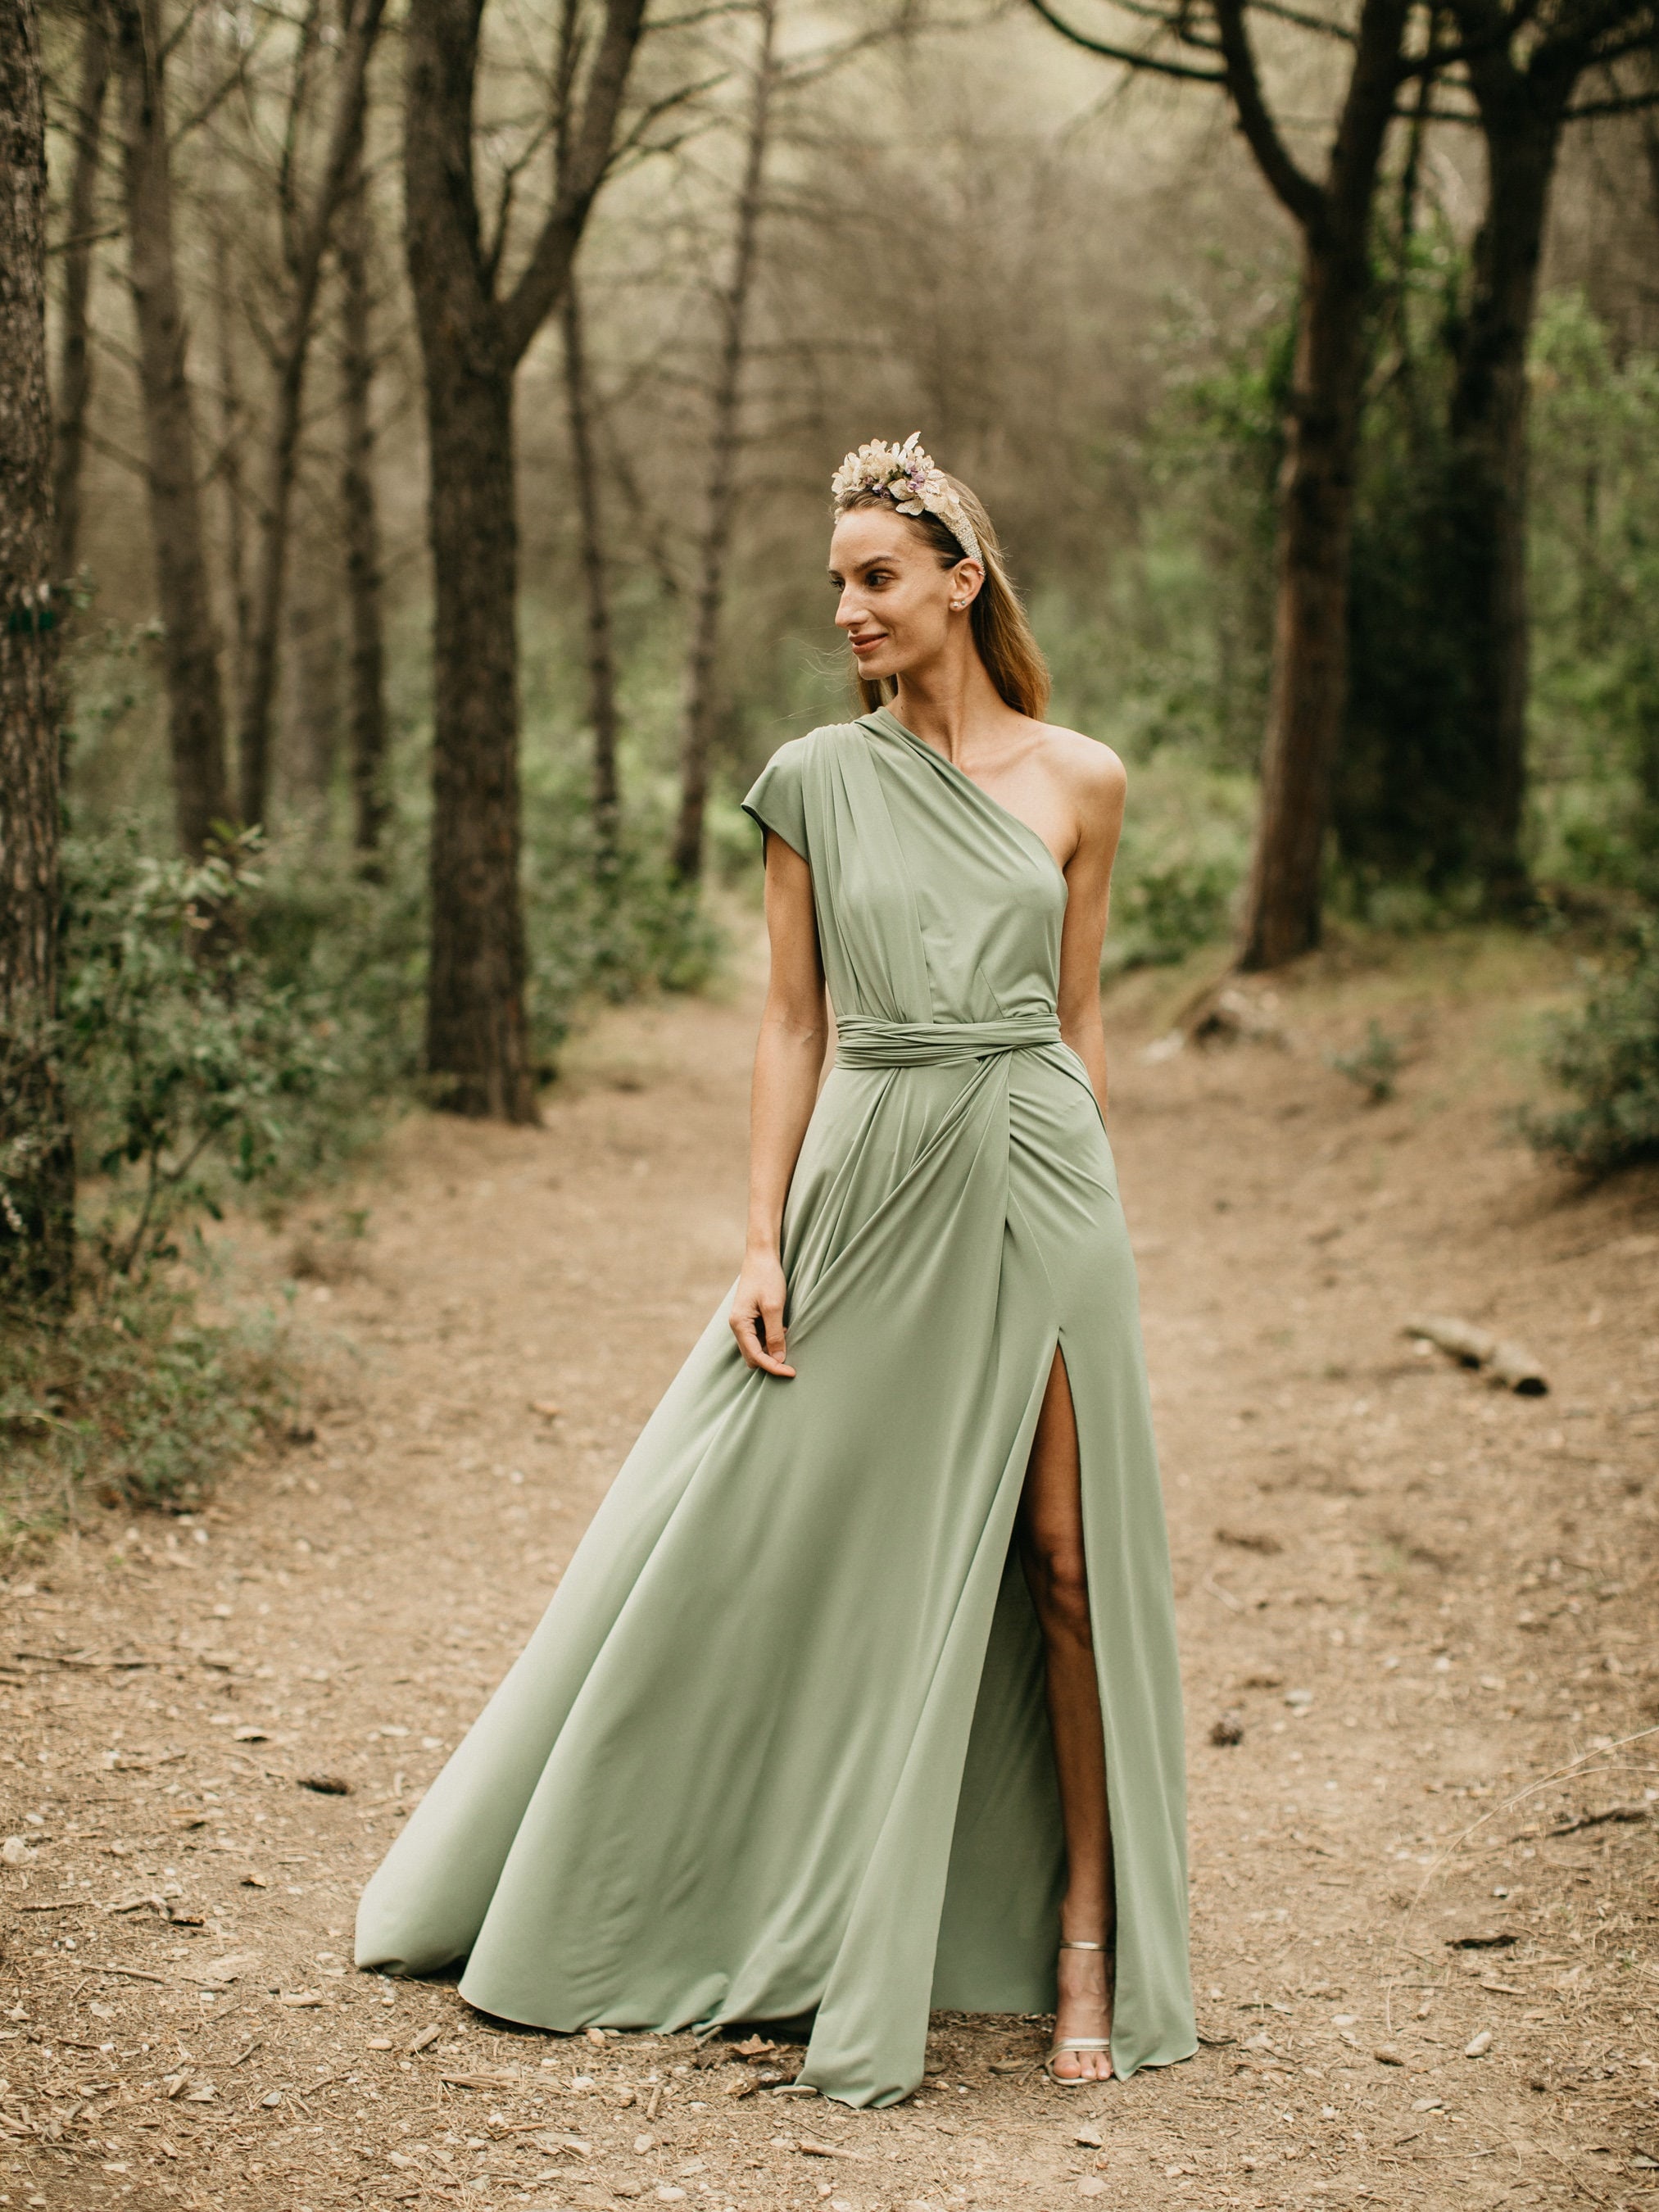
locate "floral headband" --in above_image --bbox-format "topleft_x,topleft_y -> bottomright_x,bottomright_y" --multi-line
830,433 -> 982,567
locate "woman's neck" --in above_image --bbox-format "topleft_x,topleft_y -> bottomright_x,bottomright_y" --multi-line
890,643 -> 1014,764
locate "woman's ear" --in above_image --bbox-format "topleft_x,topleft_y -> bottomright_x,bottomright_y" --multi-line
949,559 -> 985,612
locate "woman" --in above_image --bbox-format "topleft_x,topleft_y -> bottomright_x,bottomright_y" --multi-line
356,437 -> 1195,2106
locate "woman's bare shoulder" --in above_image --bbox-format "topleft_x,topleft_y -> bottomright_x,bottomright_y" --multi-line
1032,723 -> 1127,818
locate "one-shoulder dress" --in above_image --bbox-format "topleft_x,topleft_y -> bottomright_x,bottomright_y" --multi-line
355,705 -> 1196,2106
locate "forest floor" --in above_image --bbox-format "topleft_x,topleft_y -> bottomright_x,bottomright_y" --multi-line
2,921 -> 1658,2212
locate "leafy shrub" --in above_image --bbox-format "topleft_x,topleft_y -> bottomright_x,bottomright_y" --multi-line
1529,296 -> 1659,902
61,827 -> 344,1277
1109,854 -> 1239,970
0,1277 -> 292,1532
1521,920 -> 1659,1176
1101,761 -> 1253,974
522,781 -> 722,1070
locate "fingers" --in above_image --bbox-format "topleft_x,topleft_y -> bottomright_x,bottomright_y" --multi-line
729,1303 -> 795,1378
759,1299 -> 787,1372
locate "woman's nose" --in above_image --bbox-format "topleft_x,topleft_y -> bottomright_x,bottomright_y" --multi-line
834,586 -> 861,631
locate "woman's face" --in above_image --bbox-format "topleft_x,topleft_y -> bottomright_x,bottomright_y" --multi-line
829,506 -> 970,685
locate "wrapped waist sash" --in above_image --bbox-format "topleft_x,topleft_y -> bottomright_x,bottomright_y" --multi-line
834,1014 -> 1063,1069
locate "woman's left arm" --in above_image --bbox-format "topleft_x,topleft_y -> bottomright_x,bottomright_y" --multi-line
1054,741 -> 1127,1128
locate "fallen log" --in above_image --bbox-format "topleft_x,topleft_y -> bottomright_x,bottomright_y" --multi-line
1404,1316 -> 1548,1395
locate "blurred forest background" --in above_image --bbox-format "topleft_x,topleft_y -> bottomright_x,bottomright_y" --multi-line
2,0 -> 1658,1513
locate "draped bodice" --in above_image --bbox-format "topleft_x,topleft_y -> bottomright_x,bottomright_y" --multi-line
741,708 -> 1068,1037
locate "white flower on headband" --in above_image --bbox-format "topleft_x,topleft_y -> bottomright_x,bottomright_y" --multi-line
830,433 -> 982,566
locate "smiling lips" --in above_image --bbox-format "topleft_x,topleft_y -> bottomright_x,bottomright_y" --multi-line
849,633 -> 886,655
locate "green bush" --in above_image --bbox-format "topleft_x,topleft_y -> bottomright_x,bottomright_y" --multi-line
1529,295 -> 1659,902
1100,759 -> 1253,973
521,766 -> 723,1070
1108,852 -> 1239,971
1521,920 -> 1659,1176
0,1278 -> 292,1533
61,827 -> 346,1278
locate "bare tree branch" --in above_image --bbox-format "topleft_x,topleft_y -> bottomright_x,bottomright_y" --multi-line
167,12 -> 279,144
1023,0 -> 1226,81
501,0 -> 649,365
1212,0 -> 1326,224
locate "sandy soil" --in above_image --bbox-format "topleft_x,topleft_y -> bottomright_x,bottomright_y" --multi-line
2,926 -> 1657,2212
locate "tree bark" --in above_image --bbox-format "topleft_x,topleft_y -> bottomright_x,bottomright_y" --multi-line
1442,1 -> 1602,909
1240,224 -> 1376,967
561,277 -> 621,874
111,0 -> 229,855
283,537 -> 343,805
670,0 -> 780,886
424,364 -> 531,1117
1445,101 -> 1563,909
0,0 -> 75,1308
405,0 -> 533,1120
211,224 -> 253,715
236,0 -> 386,829
404,0 -> 646,1121
1229,0 -> 1412,970
337,134 -> 389,863
52,0 -> 111,586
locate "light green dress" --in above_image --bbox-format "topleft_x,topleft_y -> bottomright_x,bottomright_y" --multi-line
355,706 -> 1195,2106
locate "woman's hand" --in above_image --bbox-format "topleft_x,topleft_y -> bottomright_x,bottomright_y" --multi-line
730,1247 -> 796,1377
732,832 -> 823,1380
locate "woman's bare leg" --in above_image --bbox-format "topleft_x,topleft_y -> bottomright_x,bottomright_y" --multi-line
1017,1345 -> 1114,2082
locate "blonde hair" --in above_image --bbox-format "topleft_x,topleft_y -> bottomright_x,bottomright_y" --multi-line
834,473 -> 1050,721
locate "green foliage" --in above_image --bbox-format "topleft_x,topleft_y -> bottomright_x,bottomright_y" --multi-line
1334,215 -> 1491,894
61,828 -> 347,1278
1326,1019 -> 1403,1105
1101,759 -> 1255,973
1105,847 -> 1240,972
0,1277 -> 292,1533
57,766 -> 722,1270
1528,293 -> 1659,901
1126,278 -> 1292,774
1521,920 -> 1659,1176
521,758 -> 722,1070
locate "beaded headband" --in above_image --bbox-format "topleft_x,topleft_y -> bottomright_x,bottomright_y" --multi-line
829,433 -> 982,567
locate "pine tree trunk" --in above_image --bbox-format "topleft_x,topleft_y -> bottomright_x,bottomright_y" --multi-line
561,279 -> 621,874
51,0 -> 110,586
236,320 -> 310,830
283,539 -> 343,806
1445,70 -> 1570,911
211,225 -> 253,715
338,137 -> 389,863
111,0 -> 229,855
1239,228 -> 1372,968
0,0 -> 75,1308
405,0 -> 533,1119
670,0 -> 779,885
404,0 -> 644,1119
1231,0 -> 1409,969
419,356 -> 533,1119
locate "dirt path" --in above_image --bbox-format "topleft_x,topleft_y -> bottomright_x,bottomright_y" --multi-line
3,931 -> 1657,2212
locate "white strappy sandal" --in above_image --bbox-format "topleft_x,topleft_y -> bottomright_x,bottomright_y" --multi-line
1044,1937 -> 1114,2086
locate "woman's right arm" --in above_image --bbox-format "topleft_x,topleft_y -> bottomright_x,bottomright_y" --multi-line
729,832 -> 828,1377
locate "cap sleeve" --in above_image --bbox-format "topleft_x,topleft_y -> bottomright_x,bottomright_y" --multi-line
741,737 -> 809,862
